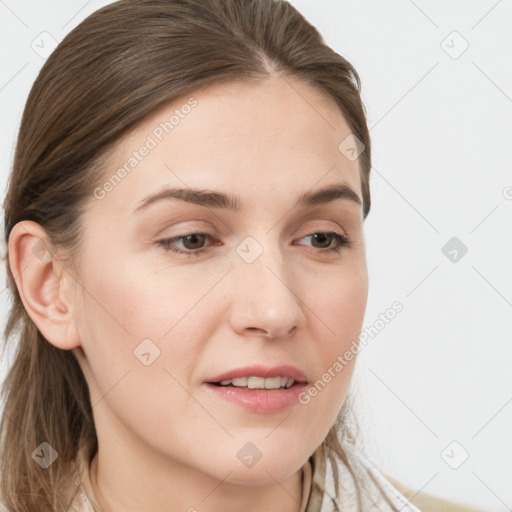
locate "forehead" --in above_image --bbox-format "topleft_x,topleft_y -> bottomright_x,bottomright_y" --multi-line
90,73 -> 362,218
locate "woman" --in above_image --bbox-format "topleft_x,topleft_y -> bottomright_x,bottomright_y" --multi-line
0,1 -> 479,511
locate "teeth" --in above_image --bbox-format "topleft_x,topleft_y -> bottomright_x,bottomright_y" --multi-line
217,377 -> 296,389
247,376 -> 265,389
262,377 -> 282,389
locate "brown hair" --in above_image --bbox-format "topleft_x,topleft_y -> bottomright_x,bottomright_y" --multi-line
0,1 -> 381,510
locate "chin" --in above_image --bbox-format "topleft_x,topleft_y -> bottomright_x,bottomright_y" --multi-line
220,462 -> 304,487
199,447 -> 308,487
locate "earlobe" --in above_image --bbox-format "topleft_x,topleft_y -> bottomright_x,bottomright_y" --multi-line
7,220 -> 81,351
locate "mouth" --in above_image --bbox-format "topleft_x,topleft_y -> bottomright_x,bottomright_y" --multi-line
205,364 -> 308,388
209,376 -> 297,389
203,365 -> 308,413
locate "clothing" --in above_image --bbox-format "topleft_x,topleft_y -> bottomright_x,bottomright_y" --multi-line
305,444 -> 421,511
66,443 -> 421,511
387,478 -> 489,512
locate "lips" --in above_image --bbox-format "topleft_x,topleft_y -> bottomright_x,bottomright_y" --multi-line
204,364 -> 309,413
205,365 -> 308,385
216,376 -> 295,389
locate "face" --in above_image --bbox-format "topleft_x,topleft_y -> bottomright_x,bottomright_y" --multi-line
71,73 -> 368,485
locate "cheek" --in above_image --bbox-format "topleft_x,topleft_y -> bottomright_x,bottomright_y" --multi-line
308,259 -> 368,351
74,261 -> 218,456
77,250 -> 220,342
300,261 -> 367,411
75,254 -> 226,397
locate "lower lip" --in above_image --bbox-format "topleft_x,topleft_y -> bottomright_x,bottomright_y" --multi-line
204,382 -> 308,413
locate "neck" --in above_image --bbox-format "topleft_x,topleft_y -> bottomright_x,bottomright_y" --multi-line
89,449 -> 308,512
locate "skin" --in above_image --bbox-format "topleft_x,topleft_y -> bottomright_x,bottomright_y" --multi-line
8,72 -> 368,512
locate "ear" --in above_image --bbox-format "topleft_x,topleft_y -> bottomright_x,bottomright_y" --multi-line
7,220 -> 81,350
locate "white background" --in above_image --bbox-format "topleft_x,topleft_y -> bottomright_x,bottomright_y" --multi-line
0,1 -> 511,510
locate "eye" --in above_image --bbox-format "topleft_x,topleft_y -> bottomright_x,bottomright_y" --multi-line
297,232 -> 352,253
156,233 -> 214,257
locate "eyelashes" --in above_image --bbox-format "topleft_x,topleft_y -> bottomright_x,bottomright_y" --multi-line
157,233 -> 214,257
156,231 -> 352,258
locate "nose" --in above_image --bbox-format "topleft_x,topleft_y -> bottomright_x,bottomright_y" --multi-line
228,240 -> 307,340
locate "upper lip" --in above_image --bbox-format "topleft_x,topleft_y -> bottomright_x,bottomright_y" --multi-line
205,365 -> 308,384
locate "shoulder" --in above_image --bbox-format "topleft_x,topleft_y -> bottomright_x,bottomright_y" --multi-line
308,445 -> 422,511
386,476 -> 488,512
316,446 -> 485,512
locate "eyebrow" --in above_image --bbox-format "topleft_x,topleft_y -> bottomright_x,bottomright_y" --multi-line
132,183 -> 362,214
